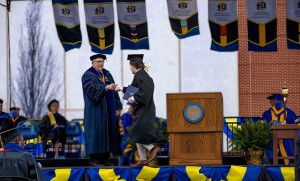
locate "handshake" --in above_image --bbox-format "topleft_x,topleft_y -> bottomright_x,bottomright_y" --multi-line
105,83 -> 122,92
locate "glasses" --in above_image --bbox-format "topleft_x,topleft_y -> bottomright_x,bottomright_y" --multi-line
93,61 -> 105,63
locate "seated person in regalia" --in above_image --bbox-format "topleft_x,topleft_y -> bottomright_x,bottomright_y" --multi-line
39,100 -> 67,158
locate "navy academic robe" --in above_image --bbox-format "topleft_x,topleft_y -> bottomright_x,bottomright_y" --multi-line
82,67 -> 122,155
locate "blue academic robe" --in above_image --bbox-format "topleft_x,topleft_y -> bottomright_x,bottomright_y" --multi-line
3,143 -> 27,152
82,67 -> 122,155
0,112 -> 10,119
262,106 -> 298,164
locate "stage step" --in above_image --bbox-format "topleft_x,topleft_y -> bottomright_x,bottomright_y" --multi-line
37,158 -> 90,167
223,156 -> 246,165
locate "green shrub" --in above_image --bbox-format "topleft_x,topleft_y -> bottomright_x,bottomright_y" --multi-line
231,120 -> 272,151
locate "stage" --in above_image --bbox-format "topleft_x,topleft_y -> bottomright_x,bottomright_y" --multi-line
41,164 -> 295,181
38,156 -> 297,180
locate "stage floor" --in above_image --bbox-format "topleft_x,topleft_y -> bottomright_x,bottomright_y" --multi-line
37,155 -> 246,168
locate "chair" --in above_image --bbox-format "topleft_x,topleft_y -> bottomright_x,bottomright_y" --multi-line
64,121 -> 82,158
17,121 -> 39,156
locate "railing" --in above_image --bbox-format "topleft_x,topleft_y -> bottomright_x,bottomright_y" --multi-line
223,121 -> 244,156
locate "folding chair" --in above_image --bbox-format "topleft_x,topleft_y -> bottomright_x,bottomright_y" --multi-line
65,121 -> 82,158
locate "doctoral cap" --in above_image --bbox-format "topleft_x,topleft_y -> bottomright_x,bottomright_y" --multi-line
267,94 -> 275,100
90,54 -> 107,61
127,54 -> 144,63
9,107 -> 20,111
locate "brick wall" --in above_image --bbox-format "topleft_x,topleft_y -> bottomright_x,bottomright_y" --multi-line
238,0 -> 300,116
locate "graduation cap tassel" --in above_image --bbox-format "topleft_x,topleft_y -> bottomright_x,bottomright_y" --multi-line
144,65 -> 150,71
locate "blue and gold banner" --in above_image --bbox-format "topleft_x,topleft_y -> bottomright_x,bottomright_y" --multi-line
84,0 -> 115,54
208,0 -> 238,51
247,0 -> 277,51
286,0 -> 300,49
52,0 -> 82,52
167,0 -> 200,39
117,0 -> 149,49
174,166 -> 261,181
266,167 -> 295,181
43,166 -> 295,181
43,168 -> 85,181
87,166 -> 173,180
131,166 -> 173,181
87,168 -> 126,180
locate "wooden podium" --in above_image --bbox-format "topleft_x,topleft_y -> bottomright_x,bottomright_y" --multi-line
271,124 -> 299,165
167,93 -> 223,165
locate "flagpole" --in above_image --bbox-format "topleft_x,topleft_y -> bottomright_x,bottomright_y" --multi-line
64,52 -> 67,116
6,1 -> 11,109
178,39 -> 182,93
121,50 -> 124,106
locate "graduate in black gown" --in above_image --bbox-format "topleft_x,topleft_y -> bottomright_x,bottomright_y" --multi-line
0,125 -> 45,180
116,54 -> 164,165
39,100 -> 67,158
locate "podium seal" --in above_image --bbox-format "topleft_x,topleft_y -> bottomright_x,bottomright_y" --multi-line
184,103 -> 204,123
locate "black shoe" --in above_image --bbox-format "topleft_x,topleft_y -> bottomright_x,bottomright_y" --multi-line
103,160 -> 115,166
89,159 -> 104,166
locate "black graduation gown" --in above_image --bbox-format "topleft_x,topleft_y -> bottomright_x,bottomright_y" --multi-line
123,69 -> 164,144
0,150 -> 45,180
39,113 -> 67,151
9,115 -> 27,127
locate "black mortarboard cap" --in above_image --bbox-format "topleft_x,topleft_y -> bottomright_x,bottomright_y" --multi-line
0,122 -> 21,144
267,94 -> 275,100
2,129 -> 20,144
127,54 -> 144,63
9,107 -> 20,111
47,99 -> 59,111
90,54 -> 107,61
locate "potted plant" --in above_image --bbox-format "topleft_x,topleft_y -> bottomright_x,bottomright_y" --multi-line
231,120 -> 272,165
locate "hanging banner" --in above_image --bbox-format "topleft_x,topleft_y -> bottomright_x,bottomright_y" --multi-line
286,0 -> 300,49
52,0 -> 82,52
247,0 -> 277,51
117,0 -> 149,50
84,0 -> 115,54
43,168 -> 85,181
208,0 -> 238,51
167,0 -> 200,39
